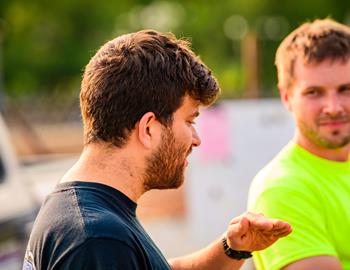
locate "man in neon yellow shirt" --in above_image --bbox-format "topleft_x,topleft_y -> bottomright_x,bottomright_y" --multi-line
248,18 -> 350,270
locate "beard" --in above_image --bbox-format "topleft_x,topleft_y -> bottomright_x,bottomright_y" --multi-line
299,114 -> 350,149
143,127 -> 190,191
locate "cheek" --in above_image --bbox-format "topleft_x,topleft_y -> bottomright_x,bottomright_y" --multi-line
179,125 -> 194,145
292,98 -> 318,117
293,103 -> 320,129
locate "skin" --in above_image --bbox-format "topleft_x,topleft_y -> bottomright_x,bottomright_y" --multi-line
143,97 -> 200,191
279,59 -> 350,269
61,95 -> 292,270
281,59 -> 350,162
170,213 -> 291,270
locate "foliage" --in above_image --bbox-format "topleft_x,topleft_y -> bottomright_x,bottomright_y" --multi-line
0,0 -> 349,100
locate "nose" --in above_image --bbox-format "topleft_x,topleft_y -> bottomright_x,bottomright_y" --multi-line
323,92 -> 343,116
192,127 -> 201,147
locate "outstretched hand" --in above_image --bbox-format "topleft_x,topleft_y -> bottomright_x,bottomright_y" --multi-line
226,212 -> 292,252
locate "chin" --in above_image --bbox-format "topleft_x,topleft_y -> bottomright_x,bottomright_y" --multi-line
166,175 -> 185,190
318,138 -> 350,149
167,178 -> 185,189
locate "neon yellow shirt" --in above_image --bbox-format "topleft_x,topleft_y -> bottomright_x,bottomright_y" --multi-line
248,142 -> 350,270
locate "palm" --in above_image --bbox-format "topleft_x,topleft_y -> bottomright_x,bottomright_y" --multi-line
226,212 -> 292,252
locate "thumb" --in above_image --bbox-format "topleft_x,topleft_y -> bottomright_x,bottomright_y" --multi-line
227,217 -> 250,245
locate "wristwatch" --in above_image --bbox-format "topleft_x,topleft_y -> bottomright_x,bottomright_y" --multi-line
222,237 -> 252,260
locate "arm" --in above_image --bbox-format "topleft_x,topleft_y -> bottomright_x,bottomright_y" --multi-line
169,212 -> 292,270
168,237 -> 244,270
282,256 -> 342,270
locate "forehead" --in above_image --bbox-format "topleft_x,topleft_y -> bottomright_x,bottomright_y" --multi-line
293,58 -> 350,88
174,95 -> 200,117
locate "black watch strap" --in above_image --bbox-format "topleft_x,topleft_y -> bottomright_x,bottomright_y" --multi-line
222,237 -> 252,260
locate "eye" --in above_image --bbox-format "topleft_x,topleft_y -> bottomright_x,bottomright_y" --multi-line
339,84 -> 350,93
303,87 -> 321,97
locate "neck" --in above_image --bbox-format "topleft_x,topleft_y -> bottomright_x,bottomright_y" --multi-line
294,132 -> 350,162
60,143 -> 146,202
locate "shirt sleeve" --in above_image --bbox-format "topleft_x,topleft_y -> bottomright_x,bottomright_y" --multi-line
57,238 -> 145,270
250,183 -> 338,270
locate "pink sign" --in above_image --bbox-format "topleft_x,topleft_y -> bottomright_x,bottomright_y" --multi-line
197,106 -> 231,162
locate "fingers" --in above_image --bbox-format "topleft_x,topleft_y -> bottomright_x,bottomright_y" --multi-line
230,212 -> 272,230
228,212 -> 292,241
264,219 -> 292,238
225,216 -> 252,248
262,225 -> 292,237
270,219 -> 292,231
228,216 -> 249,236
225,212 -> 292,252
231,212 -> 292,232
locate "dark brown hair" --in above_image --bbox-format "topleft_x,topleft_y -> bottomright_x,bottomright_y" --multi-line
275,18 -> 350,89
80,29 -> 219,147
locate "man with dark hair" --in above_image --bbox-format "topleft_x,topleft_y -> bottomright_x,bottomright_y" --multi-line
248,19 -> 350,270
24,30 -> 291,270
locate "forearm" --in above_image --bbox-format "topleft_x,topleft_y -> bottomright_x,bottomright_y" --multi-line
168,212 -> 291,270
168,237 -> 244,270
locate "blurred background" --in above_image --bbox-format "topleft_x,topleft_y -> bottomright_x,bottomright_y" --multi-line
0,0 -> 349,269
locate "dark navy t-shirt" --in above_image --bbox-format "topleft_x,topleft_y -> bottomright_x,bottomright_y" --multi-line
23,181 -> 171,270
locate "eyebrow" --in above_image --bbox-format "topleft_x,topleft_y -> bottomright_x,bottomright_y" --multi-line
303,85 -> 323,91
301,83 -> 350,93
339,82 -> 350,89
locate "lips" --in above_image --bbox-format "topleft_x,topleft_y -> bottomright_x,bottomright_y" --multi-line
319,120 -> 348,127
318,116 -> 350,127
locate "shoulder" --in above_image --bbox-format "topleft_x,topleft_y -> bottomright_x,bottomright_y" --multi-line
248,144 -> 318,208
68,183 -> 137,241
249,145 -> 338,270
78,204 -> 137,242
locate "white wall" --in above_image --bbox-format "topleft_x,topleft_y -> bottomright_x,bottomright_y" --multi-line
186,98 -> 295,246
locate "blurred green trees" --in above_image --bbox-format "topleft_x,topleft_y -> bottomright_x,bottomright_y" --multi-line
0,0 -> 349,100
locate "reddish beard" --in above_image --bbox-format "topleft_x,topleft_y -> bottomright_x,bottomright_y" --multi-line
143,127 -> 190,191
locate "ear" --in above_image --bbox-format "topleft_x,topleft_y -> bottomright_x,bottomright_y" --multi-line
137,112 -> 161,149
279,86 -> 293,112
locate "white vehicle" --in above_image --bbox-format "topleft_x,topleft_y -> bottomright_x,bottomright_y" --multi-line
0,114 -> 38,269
0,113 -> 77,269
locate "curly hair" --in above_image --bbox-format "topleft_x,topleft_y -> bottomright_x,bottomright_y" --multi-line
80,29 -> 220,147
